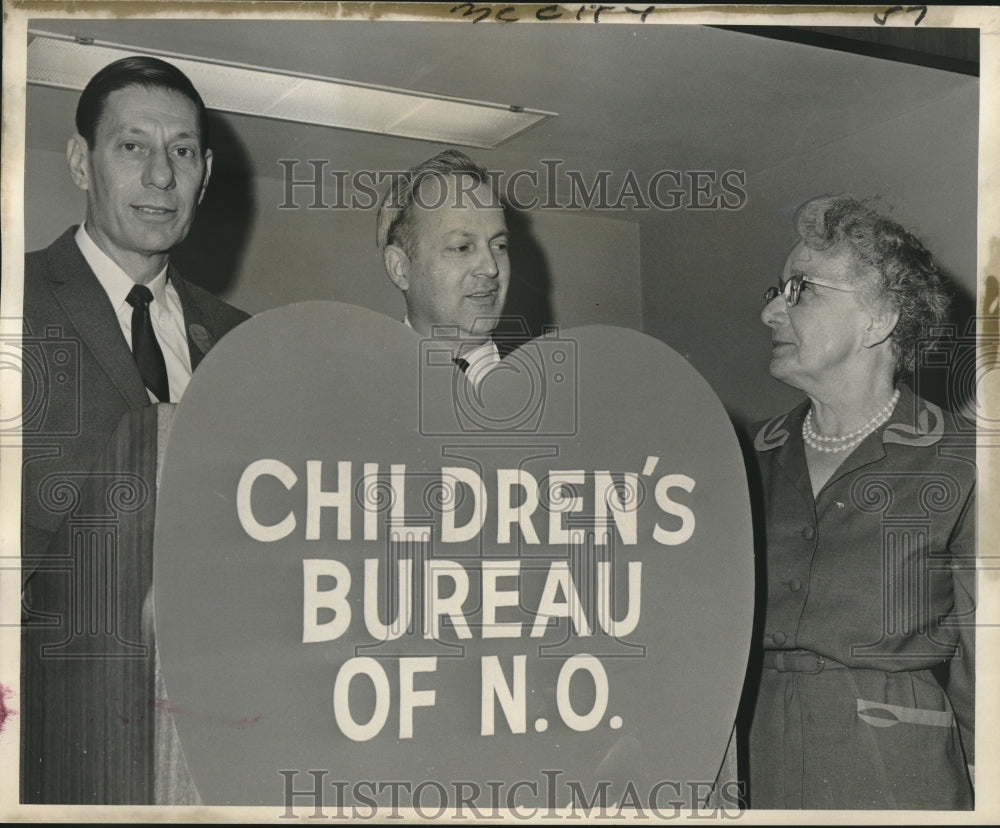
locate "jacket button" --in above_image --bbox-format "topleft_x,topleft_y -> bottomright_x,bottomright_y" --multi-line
771,631 -> 787,645
802,526 -> 815,540
788,577 -> 802,592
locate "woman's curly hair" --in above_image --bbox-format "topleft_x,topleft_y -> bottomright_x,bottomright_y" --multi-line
793,194 -> 951,377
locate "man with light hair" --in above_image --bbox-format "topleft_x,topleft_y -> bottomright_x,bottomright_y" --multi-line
376,149 -> 510,388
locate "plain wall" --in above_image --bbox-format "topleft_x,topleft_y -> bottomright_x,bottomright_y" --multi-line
639,81 -> 979,432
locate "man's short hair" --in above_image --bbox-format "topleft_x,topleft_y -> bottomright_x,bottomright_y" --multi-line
375,149 -> 500,257
75,55 -> 210,151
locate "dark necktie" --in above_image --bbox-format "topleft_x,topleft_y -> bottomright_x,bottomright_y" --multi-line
125,284 -> 170,402
453,356 -> 470,374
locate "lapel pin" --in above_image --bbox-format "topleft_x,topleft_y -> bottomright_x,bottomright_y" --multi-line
188,324 -> 214,356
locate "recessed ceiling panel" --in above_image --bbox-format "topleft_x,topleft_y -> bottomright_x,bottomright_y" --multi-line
26,31 -> 556,149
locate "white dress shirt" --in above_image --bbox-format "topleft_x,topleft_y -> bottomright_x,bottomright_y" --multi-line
402,316 -> 500,390
76,225 -> 192,403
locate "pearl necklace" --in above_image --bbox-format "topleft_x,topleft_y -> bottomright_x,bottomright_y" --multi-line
802,388 -> 900,454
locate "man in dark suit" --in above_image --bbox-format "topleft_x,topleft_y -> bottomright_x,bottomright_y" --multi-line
20,56 -> 249,804
375,149 -> 512,389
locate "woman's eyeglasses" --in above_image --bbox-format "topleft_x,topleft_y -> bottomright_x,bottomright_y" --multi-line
763,274 -> 859,307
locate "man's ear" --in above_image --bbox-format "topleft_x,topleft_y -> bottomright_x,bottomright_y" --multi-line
863,304 -> 900,348
383,244 -> 410,292
67,134 -> 91,191
198,149 -> 214,205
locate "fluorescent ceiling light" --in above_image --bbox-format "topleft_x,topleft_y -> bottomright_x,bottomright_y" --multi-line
26,31 -> 555,149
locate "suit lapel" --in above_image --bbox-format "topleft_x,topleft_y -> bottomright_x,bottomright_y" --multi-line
45,230 -> 148,408
171,272 -> 213,371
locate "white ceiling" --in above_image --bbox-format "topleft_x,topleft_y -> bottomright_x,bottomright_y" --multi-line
24,18 -> 976,212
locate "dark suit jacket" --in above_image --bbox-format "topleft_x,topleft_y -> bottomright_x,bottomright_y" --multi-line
20,227 -> 250,804
21,226 -> 250,555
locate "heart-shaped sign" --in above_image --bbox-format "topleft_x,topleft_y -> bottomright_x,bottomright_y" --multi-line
153,302 -> 753,813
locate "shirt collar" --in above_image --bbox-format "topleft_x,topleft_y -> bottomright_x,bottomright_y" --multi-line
462,338 -> 500,369
753,384 -> 944,455
75,224 -> 170,311
401,315 -> 498,364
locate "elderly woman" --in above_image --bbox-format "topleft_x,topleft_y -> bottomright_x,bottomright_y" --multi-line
746,195 -> 975,809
